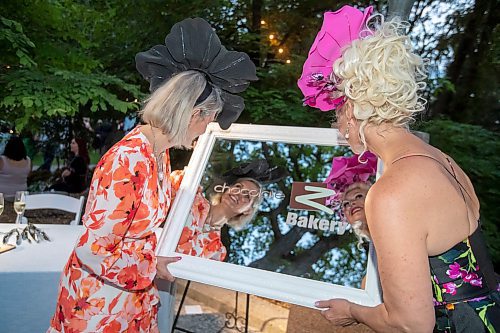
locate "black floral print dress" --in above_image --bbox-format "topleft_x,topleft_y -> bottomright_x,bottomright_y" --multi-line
430,227 -> 499,332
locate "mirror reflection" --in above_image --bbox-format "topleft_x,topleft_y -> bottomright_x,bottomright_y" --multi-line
175,138 -> 377,289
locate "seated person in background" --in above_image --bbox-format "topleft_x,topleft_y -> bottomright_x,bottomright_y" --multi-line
49,138 -> 89,193
175,159 -> 286,261
0,136 -> 32,198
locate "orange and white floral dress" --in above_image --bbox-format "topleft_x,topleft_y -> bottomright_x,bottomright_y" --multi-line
48,127 -> 172,333
172,170 -> 227,261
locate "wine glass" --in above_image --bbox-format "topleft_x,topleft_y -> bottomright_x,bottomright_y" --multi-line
14,191 -> 28,224
0,193 -> 4,217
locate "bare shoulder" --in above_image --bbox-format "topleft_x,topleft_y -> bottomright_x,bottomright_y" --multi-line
368,158 -> 437,202
365,157 -> 442,232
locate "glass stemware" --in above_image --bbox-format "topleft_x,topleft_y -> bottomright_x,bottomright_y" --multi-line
0,193 -> 4,217
14,191 -> 28,224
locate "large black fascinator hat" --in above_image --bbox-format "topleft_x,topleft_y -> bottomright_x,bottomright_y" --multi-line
223,159 -> 287,185
135,17 -> 258,130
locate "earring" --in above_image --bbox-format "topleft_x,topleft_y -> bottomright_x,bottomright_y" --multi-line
345,125 -> 350,140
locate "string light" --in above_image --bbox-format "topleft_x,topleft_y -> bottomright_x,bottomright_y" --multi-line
269,34 -> 274,40
261,20 -> 266,25
286,59 -> 291,64
278,48 -> 284,54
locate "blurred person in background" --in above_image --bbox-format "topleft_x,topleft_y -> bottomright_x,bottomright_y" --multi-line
0,136 -> 31,198
49,137 -> 89,193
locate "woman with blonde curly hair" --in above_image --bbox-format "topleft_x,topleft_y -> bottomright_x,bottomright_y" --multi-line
299,5 -> 499,332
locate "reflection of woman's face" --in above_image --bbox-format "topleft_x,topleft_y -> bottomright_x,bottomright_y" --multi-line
220,180 -> 260,216
342,185 -> 369,225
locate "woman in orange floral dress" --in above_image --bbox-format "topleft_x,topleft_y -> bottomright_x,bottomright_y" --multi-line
47,17 -> 256,332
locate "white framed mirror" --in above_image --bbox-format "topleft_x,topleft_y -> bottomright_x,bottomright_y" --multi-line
157,123 -> 382,309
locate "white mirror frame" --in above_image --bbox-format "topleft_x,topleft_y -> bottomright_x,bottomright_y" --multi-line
157,123 -> 382,309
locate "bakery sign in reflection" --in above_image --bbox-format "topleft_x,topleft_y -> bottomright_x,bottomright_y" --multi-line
287,181 -> 348,234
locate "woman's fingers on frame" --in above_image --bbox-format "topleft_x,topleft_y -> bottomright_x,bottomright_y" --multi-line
159,269 -> 175,282
156,264 -> 175,282
320,308 -> 337,322
158,256 -> 182,265
314,300 -> 332,308
156,256 -> 181,281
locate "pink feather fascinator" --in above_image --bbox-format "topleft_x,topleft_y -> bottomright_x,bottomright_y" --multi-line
297,5 -> 373,111
324,151 -> 377,204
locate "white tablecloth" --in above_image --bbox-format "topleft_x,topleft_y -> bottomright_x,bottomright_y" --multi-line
0,224 -> 175,333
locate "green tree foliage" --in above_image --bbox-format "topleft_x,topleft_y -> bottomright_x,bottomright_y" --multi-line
0,1 -> 144,132
1,67 -> 142,130
0,17 -> 36,68
407,0 -> 499,130
242,63 -> 332,127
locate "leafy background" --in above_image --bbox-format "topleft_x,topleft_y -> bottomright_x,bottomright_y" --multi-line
1,0 -> 498,269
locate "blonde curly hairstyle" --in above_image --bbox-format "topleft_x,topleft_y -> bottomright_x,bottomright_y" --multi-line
333,17 -> 427,152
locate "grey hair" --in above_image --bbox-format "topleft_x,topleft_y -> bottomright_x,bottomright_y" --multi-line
140,70 -> 224,148
210,177 -> 262,231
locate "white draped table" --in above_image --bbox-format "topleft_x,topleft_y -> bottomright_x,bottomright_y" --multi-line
0,224 -> 175,333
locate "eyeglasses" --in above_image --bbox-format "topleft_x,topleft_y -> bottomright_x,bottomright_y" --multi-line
341,192 -> 366,210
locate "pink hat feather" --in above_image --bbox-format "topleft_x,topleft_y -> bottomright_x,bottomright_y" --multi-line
297,5 -> 373,111
324,151 -> 377,205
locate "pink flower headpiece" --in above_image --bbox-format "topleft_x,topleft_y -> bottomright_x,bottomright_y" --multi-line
324,151 -> 377,204
297,5 -> 373,111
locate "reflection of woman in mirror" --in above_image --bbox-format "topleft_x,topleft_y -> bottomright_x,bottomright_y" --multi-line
326,152 -> 377,289
175,175 -> 262,261
299,5 -> 499,332
175,159 -> 285,261
326,152 -> 377,251
341,182 -> 371,246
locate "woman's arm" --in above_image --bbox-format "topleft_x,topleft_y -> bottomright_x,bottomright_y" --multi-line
74,146 -> 150,290
318,171 -> 436,332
